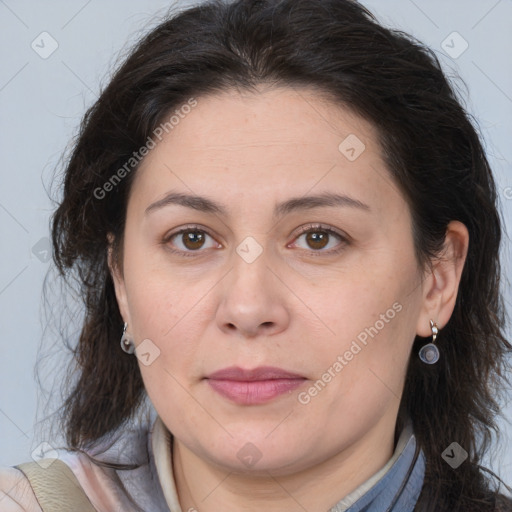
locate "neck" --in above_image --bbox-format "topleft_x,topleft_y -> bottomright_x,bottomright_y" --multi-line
172,416 -> 396,512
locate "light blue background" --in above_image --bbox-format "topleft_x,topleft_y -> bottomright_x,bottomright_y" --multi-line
0,0 -> 511,490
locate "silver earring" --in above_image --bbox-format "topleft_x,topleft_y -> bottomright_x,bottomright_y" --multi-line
120,322 -> 135,354
419,320 -> 440,364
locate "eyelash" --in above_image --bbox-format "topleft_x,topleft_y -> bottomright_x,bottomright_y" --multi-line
162,223 -> 349,258
162,224 -> 219,258
291,223 -> 349,257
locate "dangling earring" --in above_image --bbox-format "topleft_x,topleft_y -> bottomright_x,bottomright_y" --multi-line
120,322 -> 135,354
419,320 -> 440,364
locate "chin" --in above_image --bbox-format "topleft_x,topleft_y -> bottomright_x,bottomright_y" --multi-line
195,434 -> 317,476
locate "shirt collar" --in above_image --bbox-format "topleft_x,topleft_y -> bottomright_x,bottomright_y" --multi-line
151,417 -> 425,512
328,419 -> 425,511
152,417 -> 182,511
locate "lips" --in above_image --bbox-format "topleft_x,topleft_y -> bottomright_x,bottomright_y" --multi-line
207,366 -> 304,381
205,366 -> 306,405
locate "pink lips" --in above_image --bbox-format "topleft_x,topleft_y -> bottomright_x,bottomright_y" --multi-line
206,366 -> 306,405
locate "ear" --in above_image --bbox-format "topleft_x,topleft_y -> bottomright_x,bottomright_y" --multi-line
107,232 -> 132,327
415,220 -> 469,337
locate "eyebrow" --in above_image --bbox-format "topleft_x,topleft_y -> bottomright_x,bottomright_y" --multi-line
144,190 -> 370,218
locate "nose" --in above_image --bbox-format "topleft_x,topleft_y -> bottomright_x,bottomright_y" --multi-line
215,247 -> 290,339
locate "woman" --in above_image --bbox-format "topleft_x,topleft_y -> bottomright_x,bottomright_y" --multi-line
1,0 -> 511,510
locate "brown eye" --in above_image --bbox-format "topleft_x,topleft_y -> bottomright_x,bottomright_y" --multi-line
305,231 -> 329,250
166,227 -> 219,254
181,230 -> 206,250
292,225 -> 347,254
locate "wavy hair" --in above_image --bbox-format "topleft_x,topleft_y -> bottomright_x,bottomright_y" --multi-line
49,0 -> 512,509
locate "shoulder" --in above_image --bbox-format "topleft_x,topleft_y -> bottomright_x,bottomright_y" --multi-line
0,466 -> 42,512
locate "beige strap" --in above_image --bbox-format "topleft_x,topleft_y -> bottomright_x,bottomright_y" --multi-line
15,459 -> 96,512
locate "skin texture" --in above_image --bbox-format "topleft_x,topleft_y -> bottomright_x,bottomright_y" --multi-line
109,86 -> 469,512
0,467 -> 41,512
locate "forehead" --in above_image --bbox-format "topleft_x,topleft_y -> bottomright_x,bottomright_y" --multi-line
129,86 -> 403,218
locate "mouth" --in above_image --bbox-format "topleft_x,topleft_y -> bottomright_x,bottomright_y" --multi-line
205,366 -> 307,405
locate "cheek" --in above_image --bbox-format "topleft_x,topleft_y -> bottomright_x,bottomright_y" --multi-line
122,237 -> 203,338
300,266 -> 407,350
295,255 -> 419,403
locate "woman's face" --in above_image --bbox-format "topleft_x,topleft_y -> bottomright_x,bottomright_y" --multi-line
111,86 -> 429,475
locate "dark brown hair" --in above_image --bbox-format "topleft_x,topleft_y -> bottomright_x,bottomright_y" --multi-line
49,0 -> 512,509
